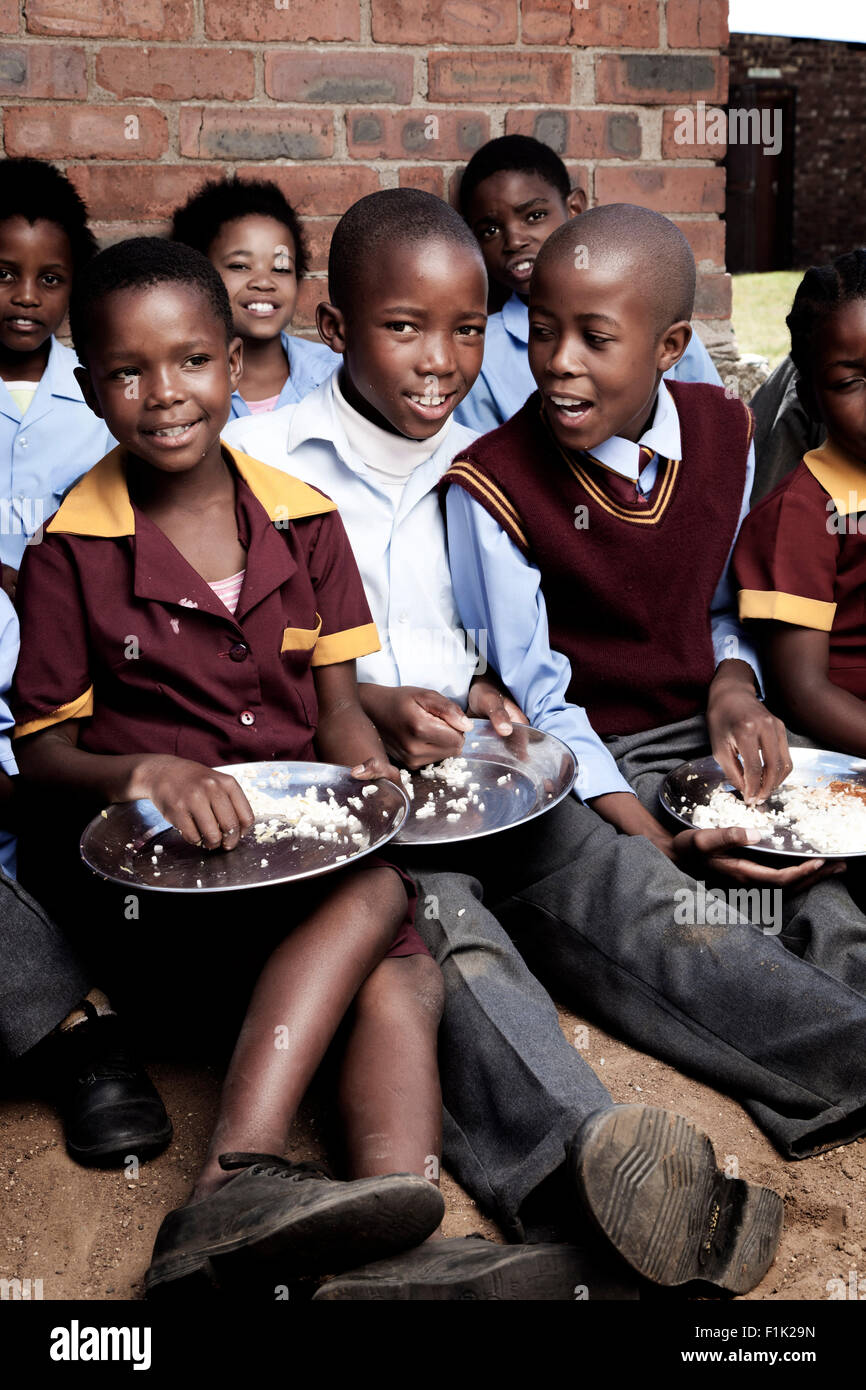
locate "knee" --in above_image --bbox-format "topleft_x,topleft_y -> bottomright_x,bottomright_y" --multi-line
360,954 -> 445,1032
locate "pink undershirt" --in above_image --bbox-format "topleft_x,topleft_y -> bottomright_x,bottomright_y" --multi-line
243,394 -> 280,415
208,569 -> 245,615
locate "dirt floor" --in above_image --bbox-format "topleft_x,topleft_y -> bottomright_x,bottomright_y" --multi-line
1,1002 -> 864,1303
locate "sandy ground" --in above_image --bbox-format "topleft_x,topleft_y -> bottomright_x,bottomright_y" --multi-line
1,1002 -> 864,1303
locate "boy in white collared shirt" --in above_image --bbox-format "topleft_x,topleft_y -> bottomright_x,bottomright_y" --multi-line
0,159 -> 113,598
455,135 -> 721,434
225,189 -> 803,1302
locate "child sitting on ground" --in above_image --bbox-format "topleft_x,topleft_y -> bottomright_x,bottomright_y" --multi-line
454,135 -> 721,433
734,249 -> 866,755
0,158 -> 113,599
10,237 -> 445,1299
172,176 -> 335,419
226,189 -> 788,1301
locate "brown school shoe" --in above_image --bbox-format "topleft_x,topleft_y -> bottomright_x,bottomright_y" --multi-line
569,1105 -> 784,1295
145,1152 -> 445,1299
313,1233 -> 640,1300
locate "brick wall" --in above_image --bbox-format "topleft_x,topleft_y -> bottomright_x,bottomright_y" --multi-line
729,33 -> 866,268
0,0 -> 731,342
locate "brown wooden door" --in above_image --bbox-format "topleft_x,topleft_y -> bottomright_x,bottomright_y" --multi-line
726,84 -> 796,272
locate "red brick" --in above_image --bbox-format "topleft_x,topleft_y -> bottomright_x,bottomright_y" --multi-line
371,0 -> 517,44
4,104 -> 168,160
347,108 -> 489,161
596,53 -> 727,105
0,0 -> 19,33
399,166 -> 445,198
662,105 -> 727,159
674,218 -> 725,270
522,0 -> 658,47
0,42 -> 86,98
237,163 -> 380,216
180,108 -> 333,161
506,107 -> 641,159
301,218 -> 337,275
428,51 -> 571,105
204,0 -> 358,41
265,50 -> 413,105
25,0 -> 192,40
594,164 -> 725,213
70,164 -> 224,222
294,276 -> 329,329
666,0 -> 728,49
694,271 -> 731,319
96,46 -> 254,101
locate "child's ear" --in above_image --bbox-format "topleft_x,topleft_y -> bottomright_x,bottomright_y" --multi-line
228,335 -> 243,390
657,321 -> 691,373
566,187 -> 588,219
73,364 -> 104,420
316,301 -> 347,354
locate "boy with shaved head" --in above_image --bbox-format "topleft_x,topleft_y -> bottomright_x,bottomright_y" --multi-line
441,204 -> 866,1175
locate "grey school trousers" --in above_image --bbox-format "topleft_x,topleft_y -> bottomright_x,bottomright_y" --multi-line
408,714 -> 866,1235
0,868 -> 91,1060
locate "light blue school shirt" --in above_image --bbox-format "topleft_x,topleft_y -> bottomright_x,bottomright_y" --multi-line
229,331 -> 338,420
0,337 -> 115,568
224,371 -> 481,704
446,379 -> 759,803
455,291 -> 723,434
0,590 -> 19,878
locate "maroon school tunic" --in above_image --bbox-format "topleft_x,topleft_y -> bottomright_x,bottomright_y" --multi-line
735,441 -> 866,700
12,443 -> 426,956
441,382 -> 753,736
12,443 -> 379,761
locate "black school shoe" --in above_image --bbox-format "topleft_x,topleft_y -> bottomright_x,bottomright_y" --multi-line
569,1105 -> 783,1295
313,1233 -> 640,1301
37,1004 -> 172,1167
145,1153 -> 446,1299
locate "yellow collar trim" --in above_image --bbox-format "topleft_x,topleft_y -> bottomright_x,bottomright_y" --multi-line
804,441 -> 866,516
46,442 -> 337,538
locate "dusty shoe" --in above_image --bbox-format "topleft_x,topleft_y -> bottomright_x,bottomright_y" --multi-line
38,1004 -> 171,1167
569,1105 -> 783,1294
145,1153 -> 444,1298
312,1234 -> 639,1301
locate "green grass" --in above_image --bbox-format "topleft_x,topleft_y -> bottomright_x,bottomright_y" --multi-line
731,271 -> 802,368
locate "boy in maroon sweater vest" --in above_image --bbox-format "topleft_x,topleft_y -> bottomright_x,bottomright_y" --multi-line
440,206 -> 866,1161
444,204 -> 806,864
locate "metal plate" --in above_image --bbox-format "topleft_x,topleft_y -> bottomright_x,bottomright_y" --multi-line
394,720 -> 576,846
660,747 -> 866,858
80,762 -> 409,893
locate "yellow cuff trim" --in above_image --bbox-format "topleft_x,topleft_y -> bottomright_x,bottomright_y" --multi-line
738,589 -> 837,631
281,614 -> 323,654
13,686 -> 94,739
312,622 -> 380,667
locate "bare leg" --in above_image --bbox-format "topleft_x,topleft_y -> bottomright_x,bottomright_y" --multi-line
338,954 -> 444,1184
192,865 -> 407,1201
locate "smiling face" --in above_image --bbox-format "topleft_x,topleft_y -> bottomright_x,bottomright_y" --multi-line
207,214 -> 299,344
0,216 -> 73,367
77,282 -> 242,474
318,237 -> 487,440
465,170 -> 585,301
528,251 -> 688,451
802,298 -> 866,463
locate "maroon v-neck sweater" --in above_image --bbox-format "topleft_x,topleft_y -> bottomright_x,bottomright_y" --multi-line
442,381 -> 754,736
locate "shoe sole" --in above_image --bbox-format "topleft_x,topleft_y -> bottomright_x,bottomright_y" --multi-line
145,1174 -> 444,1299
67,1119 -> 173,1168
570,1105 -> 783,1294
313,1244 -> 637,1301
